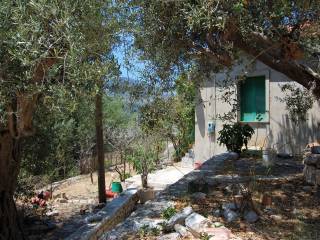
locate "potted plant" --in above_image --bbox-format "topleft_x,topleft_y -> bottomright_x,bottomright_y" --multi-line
128,139 -> 157,203
217,123 -> 254,154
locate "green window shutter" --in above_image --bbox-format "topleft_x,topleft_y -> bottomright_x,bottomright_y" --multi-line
240,76 -> 266,122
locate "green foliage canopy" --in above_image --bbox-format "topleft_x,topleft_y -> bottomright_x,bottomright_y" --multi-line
128,0 -> 320,98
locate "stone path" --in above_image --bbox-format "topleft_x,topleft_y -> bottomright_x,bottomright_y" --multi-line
101,153 -> 233,240
125,165 -> 194,191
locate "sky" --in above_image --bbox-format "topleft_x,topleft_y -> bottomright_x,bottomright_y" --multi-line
113,36 -> 144,81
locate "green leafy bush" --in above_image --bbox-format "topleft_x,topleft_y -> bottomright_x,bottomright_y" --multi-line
217,123 -> 254,153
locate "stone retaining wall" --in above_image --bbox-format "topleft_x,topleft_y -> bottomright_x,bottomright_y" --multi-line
39,174 -> 89,192
66,188 -> 140,240
303,147 -> 320,185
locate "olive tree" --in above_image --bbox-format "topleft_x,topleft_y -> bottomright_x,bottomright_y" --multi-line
128,0 -> 320,99
0,1 -> 118,238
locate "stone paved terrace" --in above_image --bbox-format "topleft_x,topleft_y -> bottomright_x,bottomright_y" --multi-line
125,165 -> 194,191
101,152 -> 234,240
100,152 -> 305,240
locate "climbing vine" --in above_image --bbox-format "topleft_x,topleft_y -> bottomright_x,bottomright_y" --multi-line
277,83 -> 314,124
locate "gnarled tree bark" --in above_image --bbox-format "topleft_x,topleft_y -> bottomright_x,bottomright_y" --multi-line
0,128 -> 25,240
0,57 -> 57,240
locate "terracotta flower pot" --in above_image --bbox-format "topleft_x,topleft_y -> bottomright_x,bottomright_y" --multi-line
139,188 -> 155,204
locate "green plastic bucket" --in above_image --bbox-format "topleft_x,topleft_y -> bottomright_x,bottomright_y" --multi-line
111,182 -> 123,193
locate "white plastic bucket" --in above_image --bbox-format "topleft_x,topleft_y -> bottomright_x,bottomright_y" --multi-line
262,149 -> 274,166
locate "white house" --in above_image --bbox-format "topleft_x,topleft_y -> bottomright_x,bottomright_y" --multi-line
194,58 -> 320,162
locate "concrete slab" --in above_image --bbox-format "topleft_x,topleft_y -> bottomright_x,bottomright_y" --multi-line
125,165 -> 193,191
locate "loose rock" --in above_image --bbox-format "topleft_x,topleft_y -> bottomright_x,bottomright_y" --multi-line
167,206 -> 193,229
202,227 -> 231,240
213,209 -> 222,217
46,210 -> 59,217
311,146 -> 320,154
185,212 -> 209,236
134,219 -> 164,231
191,192 -> 207,202
244,210 -> 259,223
304,154 -> 320,165
222,203 -> 237,211
270,214 -> 282,221
223,209 -> 239,222
174,224 -> 191,238
157,232 -> 180,240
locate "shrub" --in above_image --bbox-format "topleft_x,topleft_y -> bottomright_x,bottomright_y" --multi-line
217,123 -> 254,153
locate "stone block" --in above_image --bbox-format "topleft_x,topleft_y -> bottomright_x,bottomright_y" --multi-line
304,154 -> 320,166
244,210 -> 259,223
203,227 -> 231,240
46,210 -> 59,217
174,224 -> 192,238
166,206 -> 193,229
311,146 -> 320,154
66,188 -> 139,240
157,232 -> 180,240
222,203 -> 237,211
213,209 -> 222,217
270,214 -> 282,221
223,209 -> 239,222
185,213 -> 209,237
304,165 -> 317,185
191,192 -> 207,202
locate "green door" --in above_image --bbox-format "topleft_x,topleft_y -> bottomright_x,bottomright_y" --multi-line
240,76 -> 267,122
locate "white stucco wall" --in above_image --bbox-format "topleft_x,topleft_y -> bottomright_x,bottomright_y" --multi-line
194,59 -> 320,162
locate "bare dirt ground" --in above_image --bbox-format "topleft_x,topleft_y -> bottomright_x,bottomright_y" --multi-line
21,165 -> 136,240
172,157 -> 320,240
114,155 -> 320,240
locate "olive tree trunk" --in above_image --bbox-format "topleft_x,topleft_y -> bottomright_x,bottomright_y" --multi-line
0,131 -> 25,240
95,92 -> 106,203
141,174 -> 148,189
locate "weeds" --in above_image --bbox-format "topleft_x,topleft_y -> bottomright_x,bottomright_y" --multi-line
200,232 -> 212,240
161,206 -> 176,220
138,225 -> 161,238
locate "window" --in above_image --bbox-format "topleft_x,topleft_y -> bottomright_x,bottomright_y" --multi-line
240,76 -> 267,122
